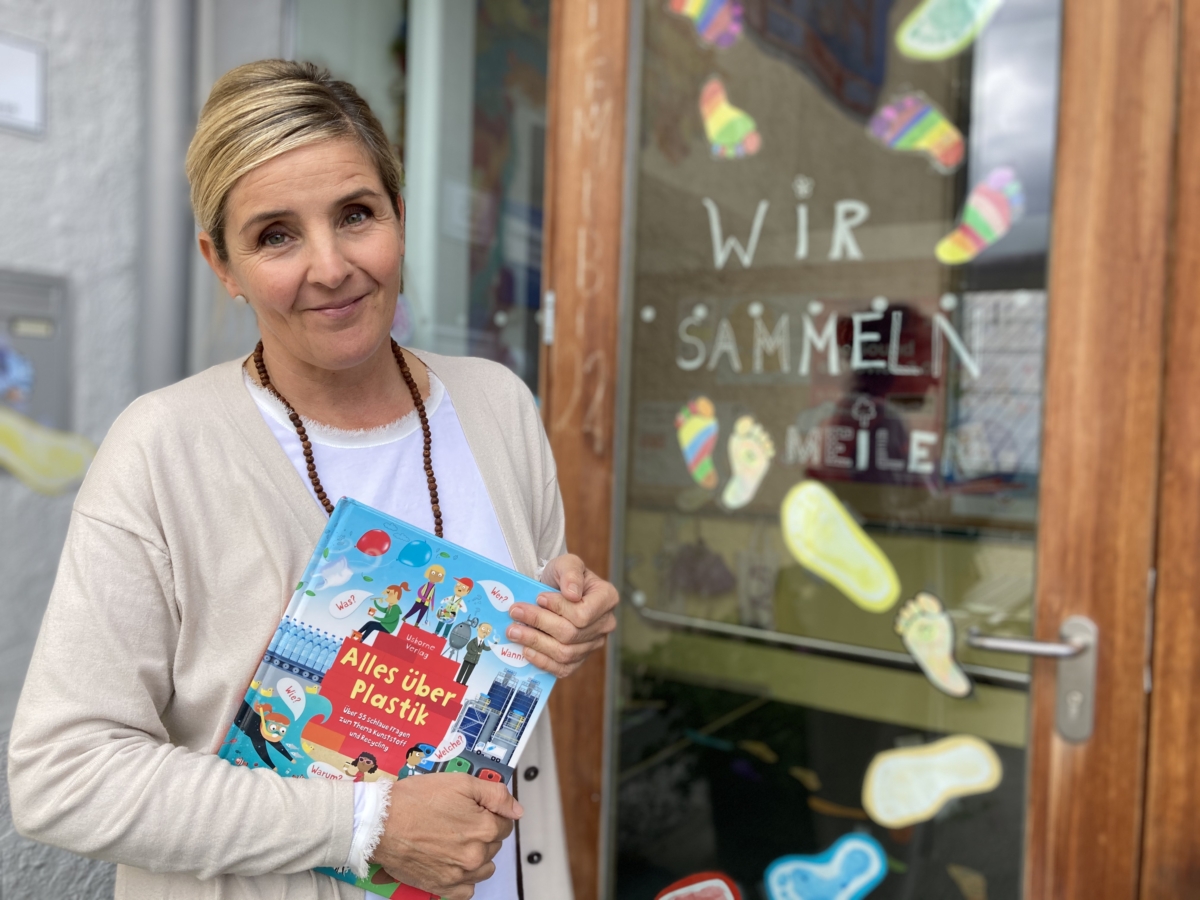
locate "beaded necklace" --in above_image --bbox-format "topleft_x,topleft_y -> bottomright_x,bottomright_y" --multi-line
251,339 -> 443,537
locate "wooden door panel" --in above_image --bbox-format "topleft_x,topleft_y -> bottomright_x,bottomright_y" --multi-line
1021,0 -> 1175,896
537,0 -> 1178,896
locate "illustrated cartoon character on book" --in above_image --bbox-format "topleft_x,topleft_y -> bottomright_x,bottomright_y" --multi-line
403,564 -> 445,628
433,576 -> 473,638
396,745 -> 427,780
443,616 -> 480,661
233,699 -> 294,770
342,751 -> 379,783
352,583 -> 409,642
455,622 -> 493,685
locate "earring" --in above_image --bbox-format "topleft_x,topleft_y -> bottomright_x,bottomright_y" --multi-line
234,294 -> 247,304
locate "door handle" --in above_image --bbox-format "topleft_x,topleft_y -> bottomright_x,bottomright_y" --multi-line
967,616 -> 1099,743
965,629 -> 1086,658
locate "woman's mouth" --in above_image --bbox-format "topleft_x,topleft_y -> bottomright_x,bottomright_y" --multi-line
309,293 -> 369,319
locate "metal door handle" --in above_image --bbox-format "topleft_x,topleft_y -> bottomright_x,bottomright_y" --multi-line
965,629 -> 1087,658
969,616 -> 1099,743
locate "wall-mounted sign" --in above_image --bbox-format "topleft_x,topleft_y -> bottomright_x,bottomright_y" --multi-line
0,32 -> 45,136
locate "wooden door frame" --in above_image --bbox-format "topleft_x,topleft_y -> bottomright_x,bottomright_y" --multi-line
540,2 -> 633,899
538,0 -> 1179,897
1139,0 -> 1200,894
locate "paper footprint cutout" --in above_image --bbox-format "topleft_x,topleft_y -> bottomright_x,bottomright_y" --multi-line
656,871 -> 742,900
936,167 -> 1025,265
896,0 -> 1005,60
780,480 -> 901,613
789,766 -> 822,791
700,77 -> 762,159
722,416 -> 774,509
947,864 -> 989,900
765,833 -> 887,900
895,592 -> 972,698
807,796 -> 869,821
861,735 -> 1002,828
737,739 -> 778,763
868,92 -> 964,173
0,405 -> 96,495
676,397 -> 720,489
668,0 -> 744,49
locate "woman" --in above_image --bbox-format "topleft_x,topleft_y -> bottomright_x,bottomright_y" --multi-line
8,60 -> 617,900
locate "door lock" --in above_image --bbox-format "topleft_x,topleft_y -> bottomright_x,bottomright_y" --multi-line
967,616 -> 1099,743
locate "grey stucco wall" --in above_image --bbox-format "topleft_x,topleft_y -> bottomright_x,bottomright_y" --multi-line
1,0 -> 145,895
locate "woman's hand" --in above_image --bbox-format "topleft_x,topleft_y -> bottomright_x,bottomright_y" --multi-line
371,773 -> 522,899
506,554 -> 619,677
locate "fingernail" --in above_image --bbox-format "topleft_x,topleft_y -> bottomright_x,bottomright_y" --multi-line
512,800 -> 525,818
509,606 -> 524,622
506,625 -> 521,640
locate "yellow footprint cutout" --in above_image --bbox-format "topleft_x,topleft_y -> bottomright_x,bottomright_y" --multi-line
947,864 -> 989,900
737,739 -> 778,764
807,796 -> 869,820
0,405 -> 95,495
780,480 -> 900,613
895,592 -> 972,698
862,735 -> 1002,828
721,415 -> 774,509
789,766 -> 822,791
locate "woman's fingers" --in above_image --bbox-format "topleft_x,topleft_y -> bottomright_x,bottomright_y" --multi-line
540,565 -> 619,626
508,601 -> 609,646
516,637 -> 607,677
461,859 -> 498,885
468,778 -> 523,824
508,555 -> 619,672
372,773 -> 516,891
506,616 -> 604,663
539,553 -> 586,601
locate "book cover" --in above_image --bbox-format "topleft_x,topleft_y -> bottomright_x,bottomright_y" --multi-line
217,498 -> 557,896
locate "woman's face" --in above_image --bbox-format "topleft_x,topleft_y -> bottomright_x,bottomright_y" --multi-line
200,138 -> 403,374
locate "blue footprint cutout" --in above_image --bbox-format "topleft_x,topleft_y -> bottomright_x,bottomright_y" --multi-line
765,833 -> 887,900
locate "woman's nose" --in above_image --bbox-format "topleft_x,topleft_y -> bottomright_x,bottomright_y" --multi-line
305,230 -> 353,289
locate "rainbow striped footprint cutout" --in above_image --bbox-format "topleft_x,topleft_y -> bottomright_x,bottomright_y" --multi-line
700,77 -> 762,159
868,92 -> 964,173
936,166 -> 1025,264
668,0 -> 744,48
676,397 -> 720,489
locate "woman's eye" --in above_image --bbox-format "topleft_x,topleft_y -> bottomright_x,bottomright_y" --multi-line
345,208 -> 370,226
261,231 -> 287,247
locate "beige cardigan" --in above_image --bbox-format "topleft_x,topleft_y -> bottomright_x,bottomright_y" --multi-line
8,352 -> 575,899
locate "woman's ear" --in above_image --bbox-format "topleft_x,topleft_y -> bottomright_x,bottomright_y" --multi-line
197,231 -> 244,301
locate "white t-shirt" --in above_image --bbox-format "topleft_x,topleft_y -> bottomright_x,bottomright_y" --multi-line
245,369 -> 519,900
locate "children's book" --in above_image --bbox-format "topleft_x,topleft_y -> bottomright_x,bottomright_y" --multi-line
217,498 -> 557,897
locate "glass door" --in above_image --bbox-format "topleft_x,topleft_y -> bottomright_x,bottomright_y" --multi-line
611,0 -> 1076,896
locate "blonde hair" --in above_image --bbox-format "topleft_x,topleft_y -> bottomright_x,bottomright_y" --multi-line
186,59 -> 402,260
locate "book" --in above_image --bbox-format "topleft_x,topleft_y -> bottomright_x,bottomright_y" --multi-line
217,497 -> 557,897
